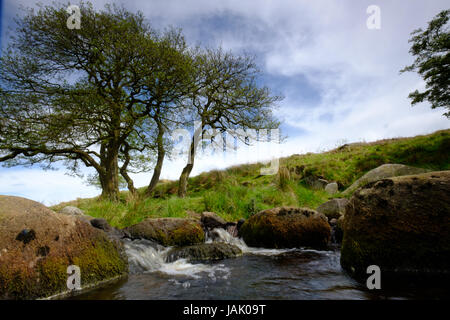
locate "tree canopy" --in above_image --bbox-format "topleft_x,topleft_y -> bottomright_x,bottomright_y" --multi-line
401,9 -> 450,117
0,2 -> 281,201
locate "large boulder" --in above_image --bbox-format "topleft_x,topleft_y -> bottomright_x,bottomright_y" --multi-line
124,218 -> 204,247
165,243 -> 242,262
0,196 -> 128,300
340,171 -> 450,280
342,163 -> 429,196
316,198 -> 349,220
239,207 -> 331,249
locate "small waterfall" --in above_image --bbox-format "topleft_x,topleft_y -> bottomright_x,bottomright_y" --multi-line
206,228 -> 296,256
121,227 -> 300,281
122,238 -> 230,280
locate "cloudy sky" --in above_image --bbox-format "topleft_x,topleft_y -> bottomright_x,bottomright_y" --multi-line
0,0 -> 449,205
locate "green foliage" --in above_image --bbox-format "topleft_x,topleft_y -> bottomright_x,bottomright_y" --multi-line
400,9 -> 450,117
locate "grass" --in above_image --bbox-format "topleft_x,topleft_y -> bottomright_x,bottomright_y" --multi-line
51,129 -> 450,229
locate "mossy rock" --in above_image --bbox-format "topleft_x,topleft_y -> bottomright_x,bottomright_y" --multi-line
341,171 -> 450,281
125,218 -> 205,247
0,196 -> 128,300
239,207 -> 331,249
165,243 -> 242,262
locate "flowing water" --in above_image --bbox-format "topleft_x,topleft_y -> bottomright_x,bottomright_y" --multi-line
71,229 -> 450,300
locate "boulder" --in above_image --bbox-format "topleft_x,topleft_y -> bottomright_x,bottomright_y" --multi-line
342,163 -> 429,195
236,219 -> 245,236
59,206 -> 85,216
165,243 -> 242,263
239,207 -> 331,249
341,171 -> 450,280
124,218 -> 204,247
0,196 -> 128,300
316,198 -> 349,220
325,182 -> 338,195
201,212 -> 227,230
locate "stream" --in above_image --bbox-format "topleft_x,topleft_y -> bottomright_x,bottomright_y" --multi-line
70,229 -> 450,300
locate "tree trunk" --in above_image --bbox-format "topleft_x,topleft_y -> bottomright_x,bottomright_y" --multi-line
99,143 -> 120,202
145,123 -> 165,197
120,142 -> 137,195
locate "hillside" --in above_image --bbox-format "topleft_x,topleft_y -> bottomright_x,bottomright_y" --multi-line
51,129 -> 450,228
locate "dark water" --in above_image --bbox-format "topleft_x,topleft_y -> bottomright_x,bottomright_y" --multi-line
71,247 -> 450,300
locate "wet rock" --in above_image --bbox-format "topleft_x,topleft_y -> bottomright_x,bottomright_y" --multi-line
0,196 -> 128,300
225,222 -> 238,237
239,207 -> 331,249
124,218 -> 205,247
90,218 -> 112,232
165,243 -> 242,263
316,198 -> 349,220
341,171 -> 450,281
237,219 -> 245,231
342,163 -> 429,196
201,212 -> 227,230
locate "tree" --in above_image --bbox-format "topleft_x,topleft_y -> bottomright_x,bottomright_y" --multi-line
177,48 -> 282,197
0,2 -> 192,201
401,9 -> 450,117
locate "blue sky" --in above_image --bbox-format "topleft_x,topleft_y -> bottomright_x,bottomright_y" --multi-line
0,0 -> 449,205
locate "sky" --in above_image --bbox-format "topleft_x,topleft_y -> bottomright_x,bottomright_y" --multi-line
0,0 -> 449,205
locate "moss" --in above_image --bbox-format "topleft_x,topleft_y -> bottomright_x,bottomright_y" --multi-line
168,222 -> 205,246
0,235 -> 127,299
72,236 -> 127,285
240,208 -> 330,249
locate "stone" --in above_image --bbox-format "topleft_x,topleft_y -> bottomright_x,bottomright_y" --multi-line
239,207 -> 331,249
316,198 -> 349,220
0,196 -> 127,300
90,218 -> 113,232
340,171 -> 450,281
201,212 -> 227,230
59,206 -> 85,217
165,243 -> 242,262
342,163 -> 429,196
124,218 -> 205,247
324,182 -> 338,195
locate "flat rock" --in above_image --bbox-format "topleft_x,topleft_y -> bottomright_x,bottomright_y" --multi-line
165,243 -> 242,262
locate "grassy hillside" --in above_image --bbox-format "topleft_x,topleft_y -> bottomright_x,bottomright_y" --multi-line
51,129 -> 450,228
